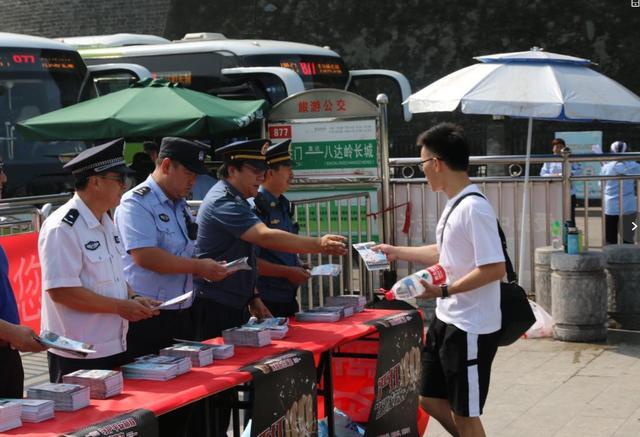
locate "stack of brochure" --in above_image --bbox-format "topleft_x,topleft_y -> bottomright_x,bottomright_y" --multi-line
27,383 -> 90,412
243,317 -> 289,339
160,343 -> 214,367
295,305 -> 354,322
209,344 -> 234,359
135,354 -> 192,375
121,362 -> 178,381
325,295 -> 367,313
62,369 -> 123,399
36,331 -> 96,358
170,339 -> 235,360
10,399 -> 54,423
222,327 -> 272,347
353,242 -> 390,271
0,400 -> 22,432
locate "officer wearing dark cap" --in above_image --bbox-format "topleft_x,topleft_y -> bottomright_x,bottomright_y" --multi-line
253,140 -> 310,317
193,138 -> 348,341
39,138 -> 159,383
115,137 -> 229,362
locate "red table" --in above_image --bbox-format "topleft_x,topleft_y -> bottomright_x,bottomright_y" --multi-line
8,309 -> 397,437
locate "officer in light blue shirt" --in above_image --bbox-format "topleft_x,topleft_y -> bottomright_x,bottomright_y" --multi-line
115,137 -> 228,361
540,138 -> 581,222
600,140 -> 640,244
253,140 -> 310,317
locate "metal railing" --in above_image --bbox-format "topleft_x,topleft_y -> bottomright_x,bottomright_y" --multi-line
389,152 -> 640,291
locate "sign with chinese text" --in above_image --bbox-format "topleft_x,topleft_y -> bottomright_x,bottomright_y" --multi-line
269,119 -> 378,178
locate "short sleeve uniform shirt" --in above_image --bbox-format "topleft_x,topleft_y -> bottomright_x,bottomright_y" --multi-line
195,180 -> 262,309
115,175 -> 195,308
39,194 -> 128,358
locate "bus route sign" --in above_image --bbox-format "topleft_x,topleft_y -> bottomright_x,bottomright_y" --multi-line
268,119 -> 378,178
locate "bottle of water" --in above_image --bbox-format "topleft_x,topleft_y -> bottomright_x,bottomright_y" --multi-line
385,264 -> 448,301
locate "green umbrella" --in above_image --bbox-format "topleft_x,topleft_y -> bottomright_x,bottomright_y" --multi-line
16,78 -> 266,140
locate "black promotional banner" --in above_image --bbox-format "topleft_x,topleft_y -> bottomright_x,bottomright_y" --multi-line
364,310 -> 423,437
242,349 -> 318,437
62,408 -> 158,437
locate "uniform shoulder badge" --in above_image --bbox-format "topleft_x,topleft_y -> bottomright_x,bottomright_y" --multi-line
84,241 -> 100,251
133,186 -> 151,196
62,209 -> 79,226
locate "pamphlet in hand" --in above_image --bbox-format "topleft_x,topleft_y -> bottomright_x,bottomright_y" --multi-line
224,256 -> 251,274
156,290 -> 193,309
310,264 -> 342,277
352,241 -> 390,271
36,331 -> 96,358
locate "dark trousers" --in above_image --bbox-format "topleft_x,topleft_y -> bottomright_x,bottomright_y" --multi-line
47,351 -> 127,383
261,299 -> 299,318
605,213 -> 637,245
0,347 -> 24,398
124,308 -> 194,362
191,298 -> 250,437
570,194 -> 577,223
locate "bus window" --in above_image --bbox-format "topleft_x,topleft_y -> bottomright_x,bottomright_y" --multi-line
0,47 -> 93,196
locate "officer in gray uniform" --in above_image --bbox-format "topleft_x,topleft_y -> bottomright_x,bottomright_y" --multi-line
39,139 -> 158,383
194,139 -> 348,340
115,137 -> 228,361
254,140 -> 310,317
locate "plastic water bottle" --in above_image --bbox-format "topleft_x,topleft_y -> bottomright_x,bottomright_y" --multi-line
385,264 -> 448,301
551,220 -> 562,249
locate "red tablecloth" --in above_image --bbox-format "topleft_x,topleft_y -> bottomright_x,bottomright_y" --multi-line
8,309 -> 396,437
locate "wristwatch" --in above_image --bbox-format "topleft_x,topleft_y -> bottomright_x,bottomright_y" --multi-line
440,284 -> 449,299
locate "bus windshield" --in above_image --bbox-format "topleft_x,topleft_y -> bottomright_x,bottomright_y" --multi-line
0,48 -> 94,196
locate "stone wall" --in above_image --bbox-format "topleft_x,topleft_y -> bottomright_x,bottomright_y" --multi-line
2,0 -> 639,156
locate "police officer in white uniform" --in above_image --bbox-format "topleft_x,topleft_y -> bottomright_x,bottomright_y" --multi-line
115,137 -> 228,362
39,138 -> 159,383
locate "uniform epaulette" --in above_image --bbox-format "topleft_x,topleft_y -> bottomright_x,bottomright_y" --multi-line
133,186 -> 151,196
62,209 -> 79,226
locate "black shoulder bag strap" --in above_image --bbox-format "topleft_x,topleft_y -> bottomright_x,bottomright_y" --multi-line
439,191 -> 517,283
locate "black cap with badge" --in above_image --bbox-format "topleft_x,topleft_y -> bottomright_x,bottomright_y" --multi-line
266,139 -> 293,167
63,138 -> 134,177
158,137 -> 210,175
215,139 -> 271,171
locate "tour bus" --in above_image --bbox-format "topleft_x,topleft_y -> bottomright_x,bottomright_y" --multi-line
0,32 -> 149,197
59,32 -> 413,123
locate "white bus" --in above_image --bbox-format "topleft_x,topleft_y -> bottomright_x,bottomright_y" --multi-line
61,32 -> 413,122
0,32 -> 149,197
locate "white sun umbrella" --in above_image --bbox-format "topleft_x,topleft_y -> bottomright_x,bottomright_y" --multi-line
406,47 -> 640,286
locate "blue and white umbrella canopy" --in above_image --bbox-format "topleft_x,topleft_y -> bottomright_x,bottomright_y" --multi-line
405,48 -> 640,286
406,48 -> 640,122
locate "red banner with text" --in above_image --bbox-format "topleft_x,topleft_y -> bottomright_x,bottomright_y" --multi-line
1,232 -> 41,333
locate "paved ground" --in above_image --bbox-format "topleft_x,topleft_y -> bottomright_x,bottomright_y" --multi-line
425,330 -> 640,437
22,330 -> 640,437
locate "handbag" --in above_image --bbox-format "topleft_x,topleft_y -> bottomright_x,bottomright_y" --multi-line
440,191 -> 535,346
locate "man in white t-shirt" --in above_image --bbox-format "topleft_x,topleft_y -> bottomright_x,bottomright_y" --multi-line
375,123 -> 506,437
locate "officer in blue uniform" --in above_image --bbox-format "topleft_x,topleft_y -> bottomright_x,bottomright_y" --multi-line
194,139 -> 347,340
115,137 -> 228,361
254,140 -> 310,317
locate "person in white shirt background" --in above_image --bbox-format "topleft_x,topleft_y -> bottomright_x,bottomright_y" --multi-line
600,140 -> 640,244
375,123 -> 506,437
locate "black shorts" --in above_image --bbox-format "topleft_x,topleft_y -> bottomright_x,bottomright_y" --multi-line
420,316 -> 500,417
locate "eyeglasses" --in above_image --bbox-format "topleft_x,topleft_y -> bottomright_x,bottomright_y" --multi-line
98,174 -> 127,185
243,164 -> 267,176
417,157 -> 435,173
